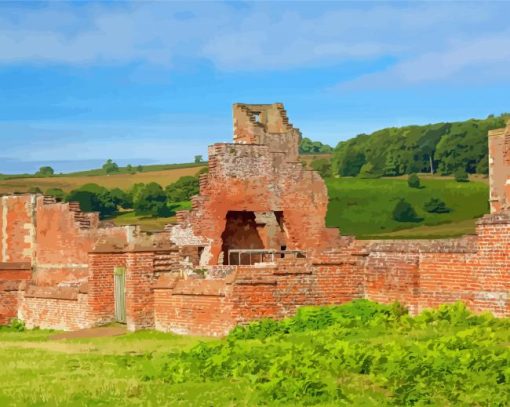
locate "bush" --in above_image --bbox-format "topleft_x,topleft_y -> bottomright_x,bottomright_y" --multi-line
102,159 -> 119,175
454,169 -> 469,182
27,186 -> 43,194
310,159 -> 332,179
45,188 -> 65,202
392,199 -> 420,222
424,197 -> 450,213
109,188 -> 132,209
66,184 -> 118,218
166,176 -> 199,203
0,318 -> 25,332
35,166 -> 54,177
407,173 -> 420,188
358,162 -> 380,179
134,182 -> 169,217
144,301 -> 510,406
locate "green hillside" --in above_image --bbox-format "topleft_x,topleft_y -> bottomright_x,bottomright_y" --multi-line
325,177 -> 489,239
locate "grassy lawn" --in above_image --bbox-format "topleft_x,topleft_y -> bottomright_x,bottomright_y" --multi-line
0,328 -> 236,407
325,177 -> 489,239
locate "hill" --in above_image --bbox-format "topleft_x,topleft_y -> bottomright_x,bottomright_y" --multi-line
326,176 -> 489,239
333,113 -> 510,178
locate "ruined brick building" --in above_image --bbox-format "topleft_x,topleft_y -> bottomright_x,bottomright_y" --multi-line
0,104 -> 509,336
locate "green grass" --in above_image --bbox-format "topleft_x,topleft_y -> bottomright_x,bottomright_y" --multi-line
111,201 -> 191,231
1,301 -> 508,406
325,177 -> 489,239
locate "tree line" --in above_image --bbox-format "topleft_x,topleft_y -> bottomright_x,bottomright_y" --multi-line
37,169 -> 205,219
331,113 -> 510,177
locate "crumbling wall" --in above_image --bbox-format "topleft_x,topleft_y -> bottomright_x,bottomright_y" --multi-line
171,143 -> 338,265
0,195 -> 36,264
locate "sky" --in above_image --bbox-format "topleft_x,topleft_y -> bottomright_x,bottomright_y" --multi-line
1,1 -> 510,174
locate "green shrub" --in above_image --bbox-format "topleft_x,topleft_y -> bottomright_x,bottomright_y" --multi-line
45,188 -> 65,202
65,183 -> 118,218
166,176 -> 199,203
134,182 -> 169,217
407,173 -> 420,188
424,197 -> 450,213
0,318 -> 25,332
310,158 -> 332,179
144,301 -> 510,406
358,162 -> 380,179
454,169 -> 469,182
392,199 -> 420,222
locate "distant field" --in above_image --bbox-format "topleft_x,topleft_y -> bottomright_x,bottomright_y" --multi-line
326,177 -> 489,239
0,166 -> 206,194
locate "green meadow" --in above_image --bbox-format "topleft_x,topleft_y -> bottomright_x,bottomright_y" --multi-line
1,301 -> 509,406
325,177 -> 489,239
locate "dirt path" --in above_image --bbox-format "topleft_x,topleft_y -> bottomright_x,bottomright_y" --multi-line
51,325 -> 127,340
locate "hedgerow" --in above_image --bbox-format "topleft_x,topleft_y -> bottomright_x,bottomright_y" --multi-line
142,301 -> 510,406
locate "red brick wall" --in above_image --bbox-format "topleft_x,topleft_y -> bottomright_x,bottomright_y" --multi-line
88,253 -> 126,325
19,290 -> 90,331
154,279 -> 233,336
126,252 -> 155,331
0,282 -> 21,324
0,266 -> 32,324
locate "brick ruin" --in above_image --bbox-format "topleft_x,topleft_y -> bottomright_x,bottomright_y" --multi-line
0,104 -> 509,336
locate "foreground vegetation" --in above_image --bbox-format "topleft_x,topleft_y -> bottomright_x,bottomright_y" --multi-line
1,301 -> 509,406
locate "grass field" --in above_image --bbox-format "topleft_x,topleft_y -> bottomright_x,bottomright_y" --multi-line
325,177 -> 489,239
0,166 -> 206,194
1,301 -> 508,406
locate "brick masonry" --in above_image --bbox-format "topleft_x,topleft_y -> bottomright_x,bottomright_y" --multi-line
0,105 -> 509,335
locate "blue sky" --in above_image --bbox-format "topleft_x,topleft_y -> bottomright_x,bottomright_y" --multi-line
1,1 -> 510,173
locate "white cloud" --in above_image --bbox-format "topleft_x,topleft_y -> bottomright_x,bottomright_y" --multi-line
0,1 -> 509,85
337,30 -> 510,89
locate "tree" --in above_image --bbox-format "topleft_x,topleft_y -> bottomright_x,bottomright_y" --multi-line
36,166 -> 54,176
407,174 -> 420,188
27,186 -> 43,194
476,155 -> 488,175
166,176 -> 199,203
358,162 -> 379,178
136,165 -> 143,173
334,143 -> 366,176
310,159 -> 332,179
126,164 -> 134,174
110,188 -> 132,209
299,137 -> 333,154
45,188 -> 65,202
65,183 -> 118,218
133,182 -> 169,217
424,198 -> 450,213
194,155 -> 204,163
454,169 -> 469,182
392,199 -> 420,222
102,159 -> 119,175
